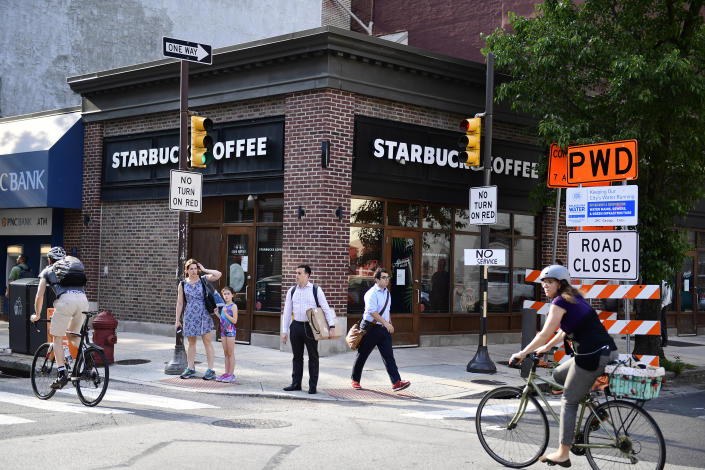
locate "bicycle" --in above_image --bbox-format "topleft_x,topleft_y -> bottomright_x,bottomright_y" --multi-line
475,354 -> 666,469
30,311 -> 110,407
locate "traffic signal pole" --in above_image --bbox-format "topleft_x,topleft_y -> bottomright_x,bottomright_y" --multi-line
165,60 -> 189,374
467,53 -> 497,374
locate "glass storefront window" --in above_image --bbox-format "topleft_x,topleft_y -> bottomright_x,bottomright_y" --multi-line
514,214 -> 535,237
488,236 -> 511,312
421,232 -> 451,313
512,238 -> 537,311
257,197 -> 283,222
387,202 -> 419,227
224,198 -> 254,223
351,198 -> 383,225
255,227 -> 282,312
422,206 -> 452,230
490,212 -> 511,235
454,208 -> 480,233
452,234 -> 480,313
348,226 -> 382,314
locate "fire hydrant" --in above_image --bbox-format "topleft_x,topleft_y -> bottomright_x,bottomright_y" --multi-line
92,310 -> 118,365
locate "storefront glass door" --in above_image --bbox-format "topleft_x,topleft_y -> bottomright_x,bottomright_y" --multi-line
677,254 -> 698,335
386,230 -> 419,345
224,228 -> 254,343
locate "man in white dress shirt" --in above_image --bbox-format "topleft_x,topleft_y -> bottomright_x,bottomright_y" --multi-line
281,264 -> 336,394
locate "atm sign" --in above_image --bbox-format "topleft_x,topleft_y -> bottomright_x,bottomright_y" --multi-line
567,139 -> 638,184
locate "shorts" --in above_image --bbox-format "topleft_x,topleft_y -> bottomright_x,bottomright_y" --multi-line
50,291 -> 89,337
221,328 -> 236,338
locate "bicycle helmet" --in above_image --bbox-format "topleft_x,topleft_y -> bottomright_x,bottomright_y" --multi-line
539,264 -> 570,282
47,246 -> 66,261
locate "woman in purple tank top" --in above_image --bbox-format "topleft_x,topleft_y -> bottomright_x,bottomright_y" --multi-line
509,265 -> 618,468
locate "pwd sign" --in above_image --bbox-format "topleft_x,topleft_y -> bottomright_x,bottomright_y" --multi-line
464,249 -> 506,266
469,185 -> 497,225
567,139 -> 638,184
567,231 -> 638,281
169,170 -> 202,213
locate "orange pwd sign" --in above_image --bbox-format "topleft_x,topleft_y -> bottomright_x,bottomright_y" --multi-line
567,139 -> 638,184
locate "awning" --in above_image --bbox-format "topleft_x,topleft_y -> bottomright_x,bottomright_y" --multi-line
0,110 -> 83,209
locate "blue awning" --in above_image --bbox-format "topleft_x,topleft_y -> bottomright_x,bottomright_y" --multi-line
0,111 -> 83,209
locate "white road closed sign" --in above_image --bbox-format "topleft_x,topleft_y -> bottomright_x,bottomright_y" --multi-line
169,170 -> 202,212
464,249 -> 506,266
469,185 -> 497,225
567,231 -> 638,281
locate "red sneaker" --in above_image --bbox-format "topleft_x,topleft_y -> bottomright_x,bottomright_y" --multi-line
351,380 -> 362,390
392,380 -> 410,392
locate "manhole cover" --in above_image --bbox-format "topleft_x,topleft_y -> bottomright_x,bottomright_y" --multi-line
470,379 -> 506,386
114,359 -> 151,365
324,388 -> 417,400
211,419 -> 291,429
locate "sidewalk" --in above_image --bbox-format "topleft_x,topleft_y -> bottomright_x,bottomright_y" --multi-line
1,320 -> 703,402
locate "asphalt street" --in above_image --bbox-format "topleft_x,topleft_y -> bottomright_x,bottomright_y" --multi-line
0,370 -> 703,470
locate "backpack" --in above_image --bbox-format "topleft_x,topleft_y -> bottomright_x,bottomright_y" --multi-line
50,256 -> 87,287
17,265 -> 34,279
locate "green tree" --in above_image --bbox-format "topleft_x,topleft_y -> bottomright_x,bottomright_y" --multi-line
485,0 -> 705,355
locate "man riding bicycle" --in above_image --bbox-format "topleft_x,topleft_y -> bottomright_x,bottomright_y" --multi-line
30,246 -> 89,390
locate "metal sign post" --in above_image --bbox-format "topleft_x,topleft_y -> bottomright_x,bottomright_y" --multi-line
467,53 -> 497,374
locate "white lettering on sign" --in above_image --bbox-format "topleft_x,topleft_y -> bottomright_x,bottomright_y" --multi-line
469,185 -> 497,225
567,231 -> 638,281
0,208 -> 53,236
0,170 -> 46,192
111,137 -> 269,169
372,138 -> 538,178
464,249 -> 506,266
169,170 -> 202,213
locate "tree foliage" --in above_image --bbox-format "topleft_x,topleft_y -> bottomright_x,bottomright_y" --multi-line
484,0 -> 705,285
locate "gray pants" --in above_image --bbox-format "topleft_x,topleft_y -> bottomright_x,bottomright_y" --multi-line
552,350 -> 619,446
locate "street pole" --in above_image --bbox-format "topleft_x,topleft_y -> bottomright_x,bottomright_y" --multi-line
467,52 -> 497,374
165,60 -> 189,375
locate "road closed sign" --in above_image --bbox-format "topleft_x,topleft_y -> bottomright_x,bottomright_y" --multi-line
469,185 -> 497,225
567,139 -> 638,184
169,169 -> 202,213
567,231 -> 638,281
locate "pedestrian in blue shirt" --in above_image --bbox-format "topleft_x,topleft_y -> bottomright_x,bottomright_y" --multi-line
351,267 -> 410,392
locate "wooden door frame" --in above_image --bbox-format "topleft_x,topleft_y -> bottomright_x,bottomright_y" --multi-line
385,229 -> 421,346
221,226 -> 256,343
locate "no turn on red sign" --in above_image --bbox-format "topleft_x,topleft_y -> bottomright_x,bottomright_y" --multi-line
567,231 -> 638,281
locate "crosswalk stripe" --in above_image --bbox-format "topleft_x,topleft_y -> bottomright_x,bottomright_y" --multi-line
0,414 -> 34,425
0,391 -> 130,415
90,389 -> 218,410
404,399 -> 563,420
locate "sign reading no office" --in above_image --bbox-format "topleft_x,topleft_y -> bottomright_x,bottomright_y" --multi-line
567,231 -> 638,280
169,170 -> 202,212
469,185 -> 497,225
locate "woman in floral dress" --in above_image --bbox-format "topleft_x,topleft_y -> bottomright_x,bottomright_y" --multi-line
175,258 -> 221,380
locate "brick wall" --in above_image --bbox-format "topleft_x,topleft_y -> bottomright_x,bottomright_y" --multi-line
282,89 -> 354,316
81,122 -> 104,303
541,205 -> 568,267
322,0 -> 351,30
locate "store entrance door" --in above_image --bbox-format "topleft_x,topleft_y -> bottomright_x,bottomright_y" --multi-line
385,230 -> 420,346
223,227 -> 255,343
677,253 -> 698,336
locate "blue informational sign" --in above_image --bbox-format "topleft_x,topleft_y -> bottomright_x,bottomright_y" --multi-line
566,185 -> 638,227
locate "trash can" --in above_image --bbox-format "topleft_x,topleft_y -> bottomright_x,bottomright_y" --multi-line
27,281 -> 50,354
8,278 -> 38,354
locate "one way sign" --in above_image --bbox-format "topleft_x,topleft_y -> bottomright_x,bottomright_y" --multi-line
163,36 -> 212,64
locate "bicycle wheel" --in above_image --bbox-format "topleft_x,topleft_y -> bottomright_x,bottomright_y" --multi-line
31,342 -> 57,400
583,399 -> 666,470
475,386 -> 549,468
74,347 -> 109,407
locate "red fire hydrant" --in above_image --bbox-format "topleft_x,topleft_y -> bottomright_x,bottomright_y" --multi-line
92,310 -> 118,365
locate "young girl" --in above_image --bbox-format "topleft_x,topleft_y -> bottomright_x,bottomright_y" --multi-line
216,286 -> 238,383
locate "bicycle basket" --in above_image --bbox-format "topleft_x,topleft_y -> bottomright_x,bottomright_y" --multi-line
604,364 -> 665,400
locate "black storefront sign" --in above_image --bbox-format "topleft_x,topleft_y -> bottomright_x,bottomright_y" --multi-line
352,116 -> 542,210
102,116 -> 284,201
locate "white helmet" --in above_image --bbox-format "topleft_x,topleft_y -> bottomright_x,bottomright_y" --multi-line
539,264 -> 570,282
47,246 -> 66,261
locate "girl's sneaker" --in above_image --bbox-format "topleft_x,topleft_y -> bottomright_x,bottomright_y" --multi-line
180,368 -> 196,379
203,369 -> 217,381
222,374 -> 234,383
215,374 -> 228,382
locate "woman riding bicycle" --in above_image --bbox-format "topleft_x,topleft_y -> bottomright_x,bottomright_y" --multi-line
509,265 -> 618,468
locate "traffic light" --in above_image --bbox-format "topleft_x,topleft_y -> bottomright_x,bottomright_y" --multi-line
458,117 -> 482,166
190,116 -> 214,168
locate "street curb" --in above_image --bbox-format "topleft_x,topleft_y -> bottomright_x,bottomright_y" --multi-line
666,366 -> 705,385
0,353 -> 31,375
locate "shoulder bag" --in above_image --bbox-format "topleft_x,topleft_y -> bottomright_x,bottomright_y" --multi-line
200,276 -> 218,313
346,291 -> 389,350
305,285 -> 333,341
